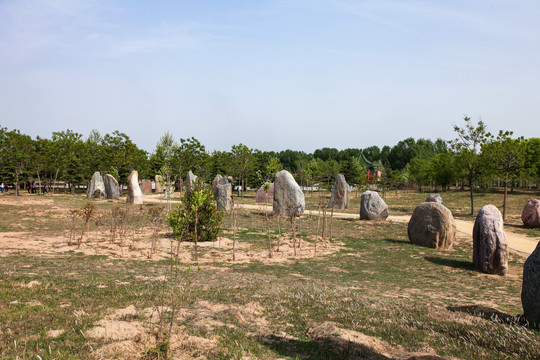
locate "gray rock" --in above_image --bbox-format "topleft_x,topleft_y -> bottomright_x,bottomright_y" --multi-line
522,199 -> 540,228
256,183 -> 274,203
473,205 -> 508,275
87,172 -> 106,199
185,170 -> 197,190
522,241 -> 540,328
155,175 -> 163,193
273,170 -> 305,217
360,191 -> 388,220
425,193 -> 443,205
408,202 -> 455,249
126,170 -> 143,204
103,174 -> 120,200
212,174 -> 223,195
216,183 -> 232,211
328,174 -> 351,209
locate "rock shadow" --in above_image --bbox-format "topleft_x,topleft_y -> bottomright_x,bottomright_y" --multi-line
448,305 -> 528,326
383,238 -> 409,244
258,334 -> 392,360
424,256 -> 476,271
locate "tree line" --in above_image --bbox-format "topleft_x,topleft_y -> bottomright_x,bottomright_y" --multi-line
1,118 -> 539,207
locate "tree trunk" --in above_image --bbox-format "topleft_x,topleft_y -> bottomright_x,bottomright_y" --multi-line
503,172 -> 508,220
469,170 -> 474,215
36,169 -> 42,195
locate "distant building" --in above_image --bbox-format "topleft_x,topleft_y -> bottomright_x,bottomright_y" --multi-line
357,152 -> 383,184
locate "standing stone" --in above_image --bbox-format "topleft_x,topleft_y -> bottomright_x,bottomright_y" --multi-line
328,174 -> 351,209
155,175 -> 163,193
103,174 -> 120,200
140,180 -> 153,194
185,170 -> 197,190
87,172 -> 106,199
522,199 -> 540,228
522,242 -> 540,328
473,205 -> 508,275
408,202 -> 455,249
426,193 -> 443,205
212,175 -> 223,195
216,183 -> 232,211
360,191 -> 388,220
256,183 -> 274,203
174,178 -> 183,191
273,170 -> 305,217
126,170 -> 143,204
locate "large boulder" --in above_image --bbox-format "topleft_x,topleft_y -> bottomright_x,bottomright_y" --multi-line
522,242 -> 540,328
87,172 -> 106,199
185,170 -> 197,190
216,183 -> 232,211
273,170 -> 305,217
328,174 -> 351,209
155,175 -> 163,193
126,170 -> 143,204
103,174 -> 120,200
426,193 -> 443,205
473,205 -> 508,275
408,202 -> 455,249
256,183 -> 274,203
360,191 -> 388,220
522,199 -> 540,228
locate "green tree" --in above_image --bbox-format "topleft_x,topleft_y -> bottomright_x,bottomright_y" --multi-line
450,117 -> 488,215
52,130 -> 85,194
429,152 -> 457,191
482,130 -> 527,219
524,138 -> 540,187
3,129 -> 33,196
407,157 -> 431,192
231,143 -> 254,194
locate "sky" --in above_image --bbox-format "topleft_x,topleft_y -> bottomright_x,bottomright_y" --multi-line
1,0 -> 539,153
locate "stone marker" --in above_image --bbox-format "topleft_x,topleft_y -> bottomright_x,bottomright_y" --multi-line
174,178 -> 183,191
185,170 -> 197,190
126,170 -> 143,204
522,241 -> 540,328
328,174 -> 351,209
140,180 -> 153,194
212,175 -> 223,195
426,193 -> 443,205
473,205 -> 508,275
522,199 -> 540,228
360,191 -> 388,220
273,170 -> 305,217
216,183 -> 232,211
87,172 -> 106,199
256,183 -> 274,203
103,174 -> 120,200
155,175 -> 163,193
408,202 -> 455,249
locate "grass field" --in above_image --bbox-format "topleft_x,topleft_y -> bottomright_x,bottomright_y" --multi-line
0,188 -> 539,359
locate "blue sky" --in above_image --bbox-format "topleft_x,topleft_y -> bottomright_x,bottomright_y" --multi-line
1,0 -> 539,153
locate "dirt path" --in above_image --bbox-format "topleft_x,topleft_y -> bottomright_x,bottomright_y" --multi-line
144,195 -> 539,255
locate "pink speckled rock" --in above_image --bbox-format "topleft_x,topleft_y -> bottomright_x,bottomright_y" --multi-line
521,199 -> 540,228
473,205 -> 508,275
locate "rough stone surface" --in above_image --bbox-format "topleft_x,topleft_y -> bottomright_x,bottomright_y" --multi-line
425,193 -> 443,205
360,191 -> 388,220
87,172 -> 106,199
273,170 -> 305,217
407,202 -> 455,249
212,175 -> 223,195
103,174 -> 120,200
522,242 -> 540,328
140,180 -> 152,194
256,183 -> 274,203
522,199 -> 540,228
155,175 -> 163,193
473,205 -> 508,275
126,170 -> 143,204
216,183 -> 232,211
185,170 -> 198,190
328,174 -> 351,209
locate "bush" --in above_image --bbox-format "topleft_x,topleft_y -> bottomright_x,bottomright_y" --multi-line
167,179 -> 222,242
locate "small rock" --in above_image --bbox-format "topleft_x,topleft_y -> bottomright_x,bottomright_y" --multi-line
425,193 -> 443,204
